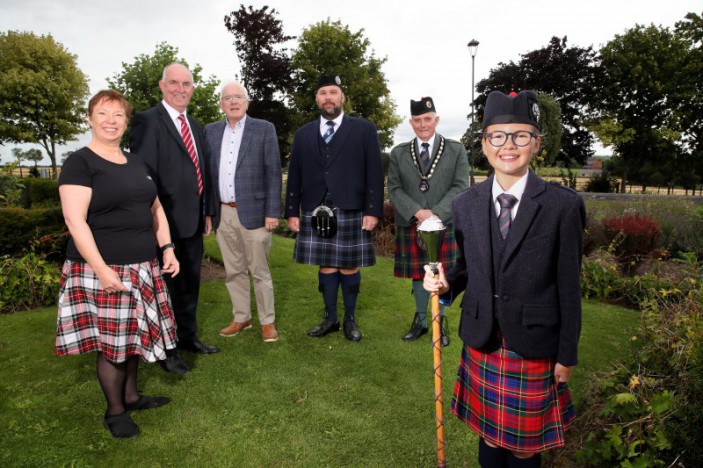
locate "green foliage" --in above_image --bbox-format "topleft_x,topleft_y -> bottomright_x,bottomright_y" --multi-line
536,93 -> 563,166
106,42 -> 221,143
0,169 -> 25,207
0,251 -> 61,313
0,207 -> 66,258
584,170 -> 619,193
290,19 -> 401,149
0,31 -> 89,179
591,22 -> 692,192
224,5 -> 295,158
575,261 -> 703,466
20,177 -> 59,208
475,36 -> 599,166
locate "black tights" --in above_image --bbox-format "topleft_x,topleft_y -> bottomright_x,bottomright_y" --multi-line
96,353 -> 140,416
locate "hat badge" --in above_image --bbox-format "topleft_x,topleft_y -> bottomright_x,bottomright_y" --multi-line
532,102 -> 540,122
426,100 -> 432,108
335,76 -> 341,85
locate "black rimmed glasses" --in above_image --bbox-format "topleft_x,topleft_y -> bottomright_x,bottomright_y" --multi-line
485,130 -> 537,147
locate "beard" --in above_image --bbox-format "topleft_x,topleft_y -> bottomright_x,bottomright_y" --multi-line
319,102 -> 342,119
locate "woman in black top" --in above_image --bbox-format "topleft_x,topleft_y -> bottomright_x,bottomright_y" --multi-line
56,90 -> 179,439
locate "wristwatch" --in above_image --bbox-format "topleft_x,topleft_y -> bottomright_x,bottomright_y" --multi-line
160,243 -> 176,253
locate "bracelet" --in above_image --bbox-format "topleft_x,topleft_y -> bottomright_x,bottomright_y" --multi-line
160,243 -> 175,253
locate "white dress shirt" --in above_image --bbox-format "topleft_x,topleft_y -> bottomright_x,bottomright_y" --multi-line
219,115 -> 247,203
491,172 -> 529,220
415,133 -> 436,162
319,112 -> 344,137
161,100 -> 199,158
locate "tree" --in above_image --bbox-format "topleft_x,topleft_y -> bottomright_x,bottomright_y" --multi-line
11,148 -> 26,177
475,37 -> 600,167
590,24 -> 689,192
224,5 -> 295,159
0,31 -> 89,179
290,19 -> 401,149
535,93 -> 563,168
107,42 -> 220,145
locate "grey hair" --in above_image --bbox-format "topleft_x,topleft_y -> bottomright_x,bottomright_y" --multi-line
161,63 -> 193,82
220,81 -> 250,101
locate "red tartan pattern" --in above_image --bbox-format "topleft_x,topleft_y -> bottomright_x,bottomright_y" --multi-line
55,259 -> 177,364
451,344 -> 575,452
394,224 -> 458,279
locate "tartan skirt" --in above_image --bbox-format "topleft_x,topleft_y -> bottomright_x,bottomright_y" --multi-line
451,343 -> 575,452
293,208 -> 376,268
55,259 -> 177,364
394,224 -> 458,279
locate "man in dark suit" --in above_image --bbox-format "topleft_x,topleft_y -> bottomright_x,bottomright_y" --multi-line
130,63 -> 219,374
203,81 -> 281,343
285,74 -> 384,342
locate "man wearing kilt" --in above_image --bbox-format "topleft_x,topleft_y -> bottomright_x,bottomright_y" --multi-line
388,97 -> 468,346
424,90 -> 586,467
285,74 -> 384,342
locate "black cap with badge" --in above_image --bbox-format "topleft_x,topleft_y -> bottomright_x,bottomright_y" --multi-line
410,97 -> 436,116
482,90 -> 541,130
317,74 -> 343,91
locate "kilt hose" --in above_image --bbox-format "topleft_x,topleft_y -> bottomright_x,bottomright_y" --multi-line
294,207 -> 376,268
56,258 -> 177,364
394,223 -> 458,280
451,343 -> 575,452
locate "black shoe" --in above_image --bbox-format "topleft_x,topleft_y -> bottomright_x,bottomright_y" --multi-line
159,354 -> 190,374
440,316 -> 450,348
103,411 -> 140,439
343,320 -> 362,342
177,338 -> 220,354
125,395 -> 171,411
403,314 -> 428,341
307,320 -> 340,337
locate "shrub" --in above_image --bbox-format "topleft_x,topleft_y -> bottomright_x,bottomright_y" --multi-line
0,252 -> 61,313
581,250 -> 625,302
573,254 -> 703,467
602,212 -> 662,273
0,207 -> 67,259
21,178 -> 60,208
372,200 -> 396,258
0,173 -> 25,206
584,171 -> 618,193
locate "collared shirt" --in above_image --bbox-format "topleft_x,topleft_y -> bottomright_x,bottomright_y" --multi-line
491,171 -> 529,220
319,112 -> 344,137
415,133 -> 436,162
219,115 -> 247,203
161,100 -> 199,158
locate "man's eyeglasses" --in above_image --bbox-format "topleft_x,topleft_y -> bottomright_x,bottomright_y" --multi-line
484,130 -> 537,147
221,94 -> 247,103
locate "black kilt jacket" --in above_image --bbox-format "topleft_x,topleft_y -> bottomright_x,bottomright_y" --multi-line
284,115 -> 384,218
443,172 -> 586,366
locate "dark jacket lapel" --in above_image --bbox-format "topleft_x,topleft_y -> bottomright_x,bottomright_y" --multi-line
236,117 -> 255,170
501,171 -> 546,268
327,115 -> 352,165
468,177 -> 494,284
157,103 -> 189,155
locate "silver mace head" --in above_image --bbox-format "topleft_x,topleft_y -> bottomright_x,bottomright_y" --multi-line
417,216 -> 446,273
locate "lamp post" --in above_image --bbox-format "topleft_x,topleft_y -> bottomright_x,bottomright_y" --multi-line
467,39 -> 479,186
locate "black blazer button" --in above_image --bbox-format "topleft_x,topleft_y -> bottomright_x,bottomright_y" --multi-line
502,295 -> 510,302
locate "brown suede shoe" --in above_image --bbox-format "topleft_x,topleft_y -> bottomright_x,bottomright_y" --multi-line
261,323 -> 279,342
219,320 -> 252,337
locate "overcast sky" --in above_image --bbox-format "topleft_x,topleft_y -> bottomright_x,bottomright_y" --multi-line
1,0 -> 700,164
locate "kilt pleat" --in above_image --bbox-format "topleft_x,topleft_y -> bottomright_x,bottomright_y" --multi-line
451,344 -> 575,452
55,259 -> 177,364
394,224 -> 458,279
293,208 -> 375,268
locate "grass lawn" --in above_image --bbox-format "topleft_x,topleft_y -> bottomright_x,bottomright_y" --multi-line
0,235 -> 637,467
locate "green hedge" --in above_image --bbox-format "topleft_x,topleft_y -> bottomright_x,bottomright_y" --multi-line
0,252 -> 61,314
0,207 -> 67,258
20,178 -> 60,208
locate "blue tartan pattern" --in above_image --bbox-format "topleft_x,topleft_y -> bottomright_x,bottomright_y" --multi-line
293,208 -> 376,268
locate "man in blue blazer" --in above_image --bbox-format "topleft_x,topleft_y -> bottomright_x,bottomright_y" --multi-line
204,81 -> 282,343
285,74 -> 384,342
130,63 -> 219,374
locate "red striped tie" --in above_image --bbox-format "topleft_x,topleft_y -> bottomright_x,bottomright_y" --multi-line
178,114 -> 203,196
497,193 -> 517,239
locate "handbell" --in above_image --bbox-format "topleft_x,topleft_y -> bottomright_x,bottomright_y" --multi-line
417,216 -> 446,274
